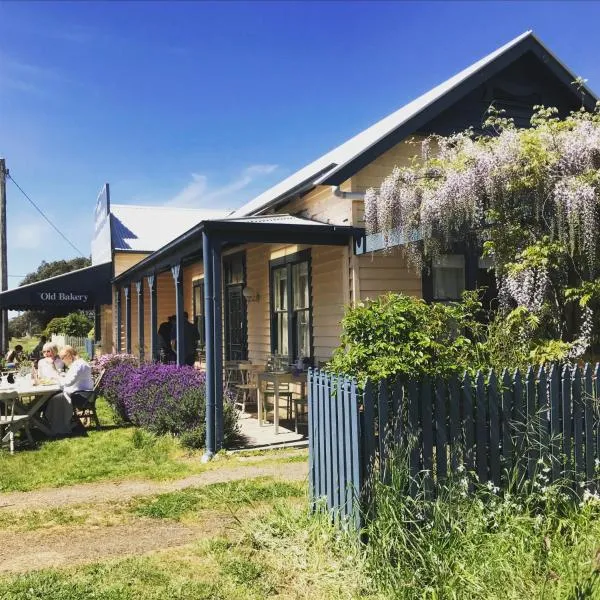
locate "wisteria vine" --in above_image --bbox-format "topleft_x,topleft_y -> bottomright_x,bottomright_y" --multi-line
365,104 -> 600,357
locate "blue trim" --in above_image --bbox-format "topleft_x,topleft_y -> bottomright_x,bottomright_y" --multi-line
202,232 -> 216,459
212,242 -> 224,450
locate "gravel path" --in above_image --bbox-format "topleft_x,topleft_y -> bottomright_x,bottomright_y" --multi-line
0,461 -> 308,511
0,460 -> 308,574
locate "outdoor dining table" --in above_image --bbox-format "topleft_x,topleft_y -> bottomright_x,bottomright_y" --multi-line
0,381 -> 60,438
257,370 -> 307,434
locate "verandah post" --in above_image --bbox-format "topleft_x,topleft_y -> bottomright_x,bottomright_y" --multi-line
212,239 -> 224,450
146,274 -> 157,361
115,286 -> 122,352
202,232 -> 216,461
171,263 -> 185,366
124,284 -> 131,354
135,280 -> 145,362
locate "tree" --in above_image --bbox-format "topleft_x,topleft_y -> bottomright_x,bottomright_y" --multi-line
44,312 -> 93,337
364,101 -> 600,361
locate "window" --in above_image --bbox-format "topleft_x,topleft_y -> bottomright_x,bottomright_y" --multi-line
192,279 -> 205,351
432,254 -> 465,301
270,250 -> 312,364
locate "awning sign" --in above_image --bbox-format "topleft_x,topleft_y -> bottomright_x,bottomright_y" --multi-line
32,291 -> 92,305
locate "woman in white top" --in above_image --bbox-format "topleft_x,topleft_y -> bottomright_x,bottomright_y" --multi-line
37,342 -> 65,379
45,345 -> 94,436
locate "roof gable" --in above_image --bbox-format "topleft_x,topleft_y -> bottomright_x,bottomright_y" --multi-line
231,31 -> 597,217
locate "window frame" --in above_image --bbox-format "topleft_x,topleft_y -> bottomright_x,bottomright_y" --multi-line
269,249 -> 313,366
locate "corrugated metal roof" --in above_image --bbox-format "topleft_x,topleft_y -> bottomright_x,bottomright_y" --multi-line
110,204 -> 229,251
219,214 -> 331,227
230,31 -> 596,218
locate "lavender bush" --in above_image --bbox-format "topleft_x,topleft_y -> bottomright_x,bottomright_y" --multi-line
100,361 -> 239,449
92,352 -> 139,377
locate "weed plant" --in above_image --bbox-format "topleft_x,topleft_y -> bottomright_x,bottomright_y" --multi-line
362,451 -> 600,599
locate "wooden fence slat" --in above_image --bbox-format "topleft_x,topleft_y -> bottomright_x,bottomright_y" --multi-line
513,369 -> 525,477
308,369 -> 316,504
501,369 -> 513,477
435,378 -> 448,483
449,376 -> 460,472
317,371 -> 327,501
421,377 -> 433,494
475,371 -> 488,484
407,380 -> 420,496
488,371 -> 500,487
595,364 -> 600,465
462,373 -> 474,479
538,366 -> 549,467
378,380 -> 390,483
549,365 -> 561,483
561,365 -> 572,479
583,364 -> 594,482
363,380 -> 376,495
324,373 -> 335,511
572,366 -> 584,476
336,377 -> 348,516
342,378 -> 353,520
331,375 -> 342,516
526,367 -> 536,480
392,377 -> 403,445
349,378 -> 361,529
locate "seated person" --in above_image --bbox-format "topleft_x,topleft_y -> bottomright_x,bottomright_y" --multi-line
5,345 -> 24,368
30,335 -> 48,362
37,342 -> 65,379
45,345 -> 94,437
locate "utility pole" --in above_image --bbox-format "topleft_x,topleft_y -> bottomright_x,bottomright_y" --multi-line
0,158 -> 8,353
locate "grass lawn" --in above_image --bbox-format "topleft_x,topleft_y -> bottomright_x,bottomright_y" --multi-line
0,397 -> 307,493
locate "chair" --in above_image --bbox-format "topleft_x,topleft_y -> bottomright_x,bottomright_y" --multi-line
72,370 -> 104,430
0,392 -> 33,454
293,397 -> 309,434
234,364 -> 260,414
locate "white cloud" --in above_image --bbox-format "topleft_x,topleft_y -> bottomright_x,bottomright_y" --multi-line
12,223 -> 47,249
167,164 -> 278,208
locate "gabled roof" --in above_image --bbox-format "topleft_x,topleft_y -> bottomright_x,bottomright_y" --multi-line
231,31 -> 597,218
110,204 -> 230,252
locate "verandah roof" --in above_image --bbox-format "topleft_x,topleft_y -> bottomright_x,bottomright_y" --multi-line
0,262 -> 112,310
113,214 -> 361,284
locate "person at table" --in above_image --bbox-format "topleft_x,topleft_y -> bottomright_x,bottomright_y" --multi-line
37,342 -> 65,379
45,345 -> 94,437
30,335 -> 47,362
157,315 -> 176,363
170,312 -> 200,366
5,345 -> 25,368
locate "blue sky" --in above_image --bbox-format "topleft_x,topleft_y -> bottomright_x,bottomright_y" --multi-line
1,1 -> 599,287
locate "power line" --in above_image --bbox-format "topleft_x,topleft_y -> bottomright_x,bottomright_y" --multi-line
7,173 -> 86,257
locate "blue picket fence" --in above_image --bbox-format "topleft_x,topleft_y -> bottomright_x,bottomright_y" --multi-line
308,364 -> 600,526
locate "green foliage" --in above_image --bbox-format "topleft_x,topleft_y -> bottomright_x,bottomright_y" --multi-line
131,478 -> 304,520
44,311 -> 94,337
364,451 -> 600,599
328,293 -> 482,383
20,257 -> 91,286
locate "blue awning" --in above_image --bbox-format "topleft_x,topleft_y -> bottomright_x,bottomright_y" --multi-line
0,262 -> 112,310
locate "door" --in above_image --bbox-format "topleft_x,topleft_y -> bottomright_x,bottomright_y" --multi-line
225,285 -> 246,360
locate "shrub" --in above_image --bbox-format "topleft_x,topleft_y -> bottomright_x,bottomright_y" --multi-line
100,360 -> 138,422
102,361 -> 240,448
328,293 -> 482,383
92,352 -> 139,376
44,311 -> 94,337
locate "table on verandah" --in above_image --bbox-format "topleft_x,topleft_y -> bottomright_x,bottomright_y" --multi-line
0,382 -> 60,437
256,371 -> 307,434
